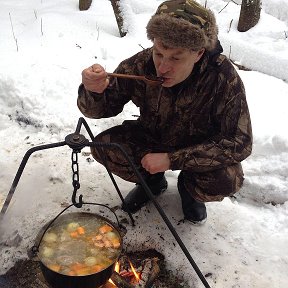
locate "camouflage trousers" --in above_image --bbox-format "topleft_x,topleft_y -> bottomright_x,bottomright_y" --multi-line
91,122 -> 244,202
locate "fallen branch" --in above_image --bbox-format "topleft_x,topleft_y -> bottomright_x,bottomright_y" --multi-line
96,23 -> 100,40
218,1 -> 230,13
219,0 -> 240,13
228,19 -> 233,33
41,18 -> 43,36
9,12 -> 18,51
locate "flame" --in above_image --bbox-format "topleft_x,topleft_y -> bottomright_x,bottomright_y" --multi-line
128,260 -> 141,281
115,261 -> 120,273
108,261 -> 120,286
108,279 -> 116,286
108,279 -> 115,286
108,259 -> 141,287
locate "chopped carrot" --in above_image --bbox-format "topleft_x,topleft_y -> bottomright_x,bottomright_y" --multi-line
70,231 -> 79,238
90,264 -> 102,273
99,224 -> 113,234
75,266 -> 91,276
77,226 -> 85,235
48,264 -> 61,272
70,263 -> 92,276
71,263 -> 85,272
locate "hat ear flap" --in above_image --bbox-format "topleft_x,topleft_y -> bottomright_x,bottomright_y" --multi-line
203,9 -> 218,51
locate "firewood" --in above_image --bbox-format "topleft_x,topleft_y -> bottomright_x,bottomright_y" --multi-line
135,257 -> 160,288
110,271 -> 134,288
120,271 -> 135,277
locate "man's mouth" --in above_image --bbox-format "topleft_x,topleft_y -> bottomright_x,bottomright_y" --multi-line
162,77 -> 173,83
160,76 -> 171,82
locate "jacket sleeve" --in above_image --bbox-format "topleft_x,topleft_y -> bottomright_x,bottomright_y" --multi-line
77,62 -> 136,119
168,66 -> 253,172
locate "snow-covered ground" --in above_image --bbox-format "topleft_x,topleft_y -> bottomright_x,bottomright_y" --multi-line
0,0 -> 288,287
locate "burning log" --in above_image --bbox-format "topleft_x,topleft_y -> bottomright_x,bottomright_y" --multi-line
110,271 -> 134,288
135,257 -> 160,288
109,256 -> 160,288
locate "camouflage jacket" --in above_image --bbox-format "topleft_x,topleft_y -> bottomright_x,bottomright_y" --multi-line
78,47 -> 253,172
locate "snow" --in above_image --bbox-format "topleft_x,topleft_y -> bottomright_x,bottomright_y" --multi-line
0,0 -> 288,287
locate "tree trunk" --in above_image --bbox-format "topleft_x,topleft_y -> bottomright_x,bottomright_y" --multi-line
237,0 -> 262,32
79,0 -> 92,11
110,0 -> 127,37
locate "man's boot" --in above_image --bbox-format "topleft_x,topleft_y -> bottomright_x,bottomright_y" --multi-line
122,173 -> 168,213
177,172 -> 207,225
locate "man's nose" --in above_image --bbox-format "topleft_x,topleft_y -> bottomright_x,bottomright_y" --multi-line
158,59 -> 171,74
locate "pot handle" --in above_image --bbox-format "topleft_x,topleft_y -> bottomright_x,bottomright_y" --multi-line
31,202 -> 125,256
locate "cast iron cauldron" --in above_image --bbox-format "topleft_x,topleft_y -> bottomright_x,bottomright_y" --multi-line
34,208 -> 123,288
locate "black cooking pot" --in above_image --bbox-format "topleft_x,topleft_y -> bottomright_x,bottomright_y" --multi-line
33,203 -> 124,288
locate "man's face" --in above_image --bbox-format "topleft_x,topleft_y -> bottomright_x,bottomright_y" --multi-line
152,38 -> 205,87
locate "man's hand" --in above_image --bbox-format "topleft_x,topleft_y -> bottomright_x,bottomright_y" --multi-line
141,153 -> 170,174
81,64 -> 109,93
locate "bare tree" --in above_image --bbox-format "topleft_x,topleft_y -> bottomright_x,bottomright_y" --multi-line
79,0 -> 92,11
238,0 -> 262,32
110,0 -> 127,37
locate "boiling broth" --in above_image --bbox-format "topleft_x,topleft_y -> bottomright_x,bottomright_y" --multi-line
38,213 -> 121,276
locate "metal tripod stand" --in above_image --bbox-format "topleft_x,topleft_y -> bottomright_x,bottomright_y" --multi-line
0,117 -> 211,288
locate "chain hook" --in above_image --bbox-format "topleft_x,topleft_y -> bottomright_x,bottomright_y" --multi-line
71,150 -> 83,208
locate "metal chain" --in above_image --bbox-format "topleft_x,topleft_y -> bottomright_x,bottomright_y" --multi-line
72,150 -> 80,190
71,150 -> 83,207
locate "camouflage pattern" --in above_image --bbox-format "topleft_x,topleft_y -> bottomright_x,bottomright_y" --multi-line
78,48 -> 253,202
155,0 -> 210,31
146,0 -> 218,51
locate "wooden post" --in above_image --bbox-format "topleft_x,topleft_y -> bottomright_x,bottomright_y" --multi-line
237,0 -> 262,32
110,0 -> 127,37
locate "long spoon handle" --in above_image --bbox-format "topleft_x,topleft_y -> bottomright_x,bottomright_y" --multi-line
107,73 -> 145,81
107,72 -> 163,85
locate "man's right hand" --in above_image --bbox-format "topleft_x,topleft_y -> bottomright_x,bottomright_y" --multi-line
81,64 -> 109,93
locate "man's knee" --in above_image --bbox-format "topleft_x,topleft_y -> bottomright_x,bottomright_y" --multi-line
89,125 -> 141,182
91,131 -> 111,162
90,125 -> 128,163
180,163 -> 244,202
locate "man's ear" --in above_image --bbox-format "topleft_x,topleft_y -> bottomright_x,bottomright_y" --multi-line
195,48 -> 205,63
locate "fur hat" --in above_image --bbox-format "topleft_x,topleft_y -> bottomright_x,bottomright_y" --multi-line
146,0 -> 218,51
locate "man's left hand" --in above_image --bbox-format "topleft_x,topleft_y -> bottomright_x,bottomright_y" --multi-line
141,153 -> 170,174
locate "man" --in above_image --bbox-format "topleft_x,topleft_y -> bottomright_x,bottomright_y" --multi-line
77,0 -> 253,225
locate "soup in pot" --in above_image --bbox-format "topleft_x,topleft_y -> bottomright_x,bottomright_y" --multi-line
38,213 -> 122,276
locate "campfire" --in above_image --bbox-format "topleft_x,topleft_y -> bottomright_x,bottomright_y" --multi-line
1,249 -> 187,288
106,252 -> 160,288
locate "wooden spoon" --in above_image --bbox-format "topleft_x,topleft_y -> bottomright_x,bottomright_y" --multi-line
107,73 -> 164,85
